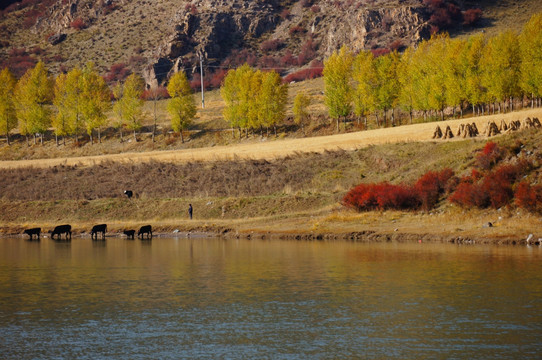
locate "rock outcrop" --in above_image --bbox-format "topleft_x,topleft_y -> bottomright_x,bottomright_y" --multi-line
144,0 -> 431,86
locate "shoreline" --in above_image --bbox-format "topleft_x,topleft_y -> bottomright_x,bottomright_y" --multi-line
2,225 -> 539,246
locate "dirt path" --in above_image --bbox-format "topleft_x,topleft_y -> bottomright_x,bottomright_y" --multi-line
1,108 -> 540,169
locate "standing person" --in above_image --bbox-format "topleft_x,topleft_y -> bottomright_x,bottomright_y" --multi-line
188,204 -> 193,219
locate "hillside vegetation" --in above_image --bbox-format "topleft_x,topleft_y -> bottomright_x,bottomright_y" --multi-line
1,124 -> 541,243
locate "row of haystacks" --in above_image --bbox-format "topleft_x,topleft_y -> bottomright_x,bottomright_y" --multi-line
432,117 -> 541,139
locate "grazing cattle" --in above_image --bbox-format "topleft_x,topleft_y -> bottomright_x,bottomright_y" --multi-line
23,227 -> 41,240
124,190 -> 133,199
123,229 -> 135,239
91,224 -> 107,240
51,224 -> 72,240
138,225 -> 152,239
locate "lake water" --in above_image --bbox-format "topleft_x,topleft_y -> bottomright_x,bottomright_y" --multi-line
0,237 -> 541,359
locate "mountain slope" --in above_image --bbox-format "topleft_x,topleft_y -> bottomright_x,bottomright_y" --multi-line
2,0 -> 538,86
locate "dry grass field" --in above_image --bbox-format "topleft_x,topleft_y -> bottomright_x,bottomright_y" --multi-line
1,107 -> 541,169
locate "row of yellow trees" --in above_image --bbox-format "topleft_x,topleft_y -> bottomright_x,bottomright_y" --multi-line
0,61 -> 196,145
220,64 -> 288,137
324,13 -> 542,131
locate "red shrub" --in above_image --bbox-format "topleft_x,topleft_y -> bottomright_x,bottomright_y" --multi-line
289,26 -> 305,36
259,55 -> 280,70
414,168 -> 455,210
210,69 -> 228,88
142,86 -> 170,100
190,73 -> 210,91
22,6 -> 45,28
70,18 -> 86,30
450,161 -> 531,209
260,39 -> 283,52
371,48 -> 390,57
184,4 -> 197,15
463,8 -> 482,26
128,55 -> 146,67
280,51 -> 297,67
300,0 -> 313,7
222,49 -> 257,68
515,182 -> 542,214
343,183 -> 419,211
476,141 -> 504,170
105,62 -> 131,83
310,5 -> 320,13
449,181 -> 488,208
298,39 -> 316,66
390,40 -> 403,51
283,67 -> 322,83
280,9 -> 290,19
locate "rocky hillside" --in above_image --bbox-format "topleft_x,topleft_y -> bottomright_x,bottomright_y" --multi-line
0,0 -> 540,87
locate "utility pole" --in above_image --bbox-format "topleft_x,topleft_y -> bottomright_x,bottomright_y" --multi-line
199,54 -> 205,109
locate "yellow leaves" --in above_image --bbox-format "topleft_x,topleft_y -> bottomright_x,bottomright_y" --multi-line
220,64 -> 287,131
0,68 -> 18,138
14,61 -> 52,135
323,45 -> 354,120
113,73 -> 145,133
167,71 -> 197,139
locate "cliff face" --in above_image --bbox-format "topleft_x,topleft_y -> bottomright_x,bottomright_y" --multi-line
145,0 -> 431,86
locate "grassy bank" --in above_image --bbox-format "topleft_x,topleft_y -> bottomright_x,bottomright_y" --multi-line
2,127 -> 542,244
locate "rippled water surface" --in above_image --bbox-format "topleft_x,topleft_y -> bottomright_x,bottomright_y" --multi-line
1,237 -> 541,359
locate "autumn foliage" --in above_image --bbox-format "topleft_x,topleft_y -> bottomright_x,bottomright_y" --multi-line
450,144 -> 532,209
343,169 -> 455,211
515,182 -> 542,214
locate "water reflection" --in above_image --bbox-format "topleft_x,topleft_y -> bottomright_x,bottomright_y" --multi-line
0,237 -> 541,359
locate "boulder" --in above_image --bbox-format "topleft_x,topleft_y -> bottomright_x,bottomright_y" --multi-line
47,33 -> 66,45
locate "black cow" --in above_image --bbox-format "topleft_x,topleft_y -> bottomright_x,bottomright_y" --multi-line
51,224 -> 72,240
123,229 -> 135,239
91,224 -> 107,240
124,190 -> 133,199
24,227 -> 41,240
138,225 -> 152,239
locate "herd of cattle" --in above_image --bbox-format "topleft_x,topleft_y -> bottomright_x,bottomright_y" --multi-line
21,190 -> 153,241
22,224 -> 153,240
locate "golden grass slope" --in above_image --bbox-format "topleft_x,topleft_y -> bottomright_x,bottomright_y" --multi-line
1,107 -> 541,169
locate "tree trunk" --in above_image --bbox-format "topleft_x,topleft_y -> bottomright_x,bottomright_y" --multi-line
510,96 -> 513,112
440,109 -> 444,121
180,130 -> 184,143
33,134 -> 36,145
119,128 -> 124,143
63,136 -> 66,146
90,133 -> 93,145
409,111 -> 413,125
98,128 -> 101,143
26,135 -> 29,146
6,131 -> 9,146
336,118 -> 340,133
134,130 -> 137,142
274,125 -> 277,137
55,133 -> 59,146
